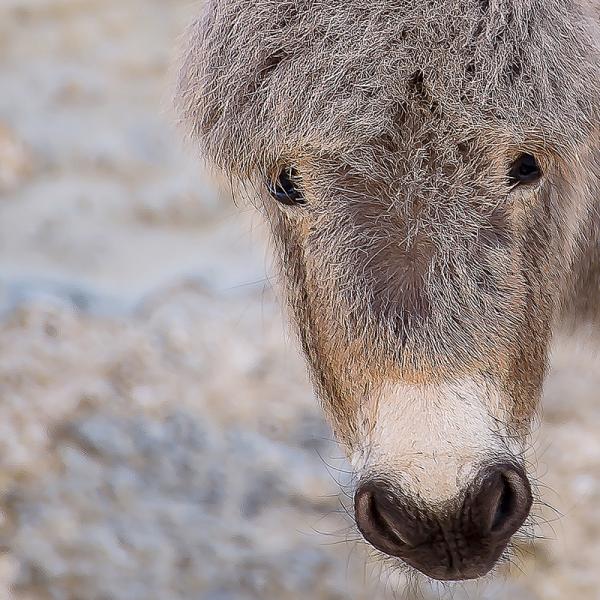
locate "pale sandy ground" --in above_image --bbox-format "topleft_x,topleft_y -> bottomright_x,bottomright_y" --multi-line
0,1 -> 599,599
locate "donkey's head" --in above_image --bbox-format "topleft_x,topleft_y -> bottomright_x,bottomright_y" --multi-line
177,0 -> 600,581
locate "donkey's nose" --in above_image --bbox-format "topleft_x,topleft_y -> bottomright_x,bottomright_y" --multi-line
354,464 -> 532,581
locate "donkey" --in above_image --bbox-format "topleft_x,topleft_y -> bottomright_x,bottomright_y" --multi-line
177,0 -> 600,582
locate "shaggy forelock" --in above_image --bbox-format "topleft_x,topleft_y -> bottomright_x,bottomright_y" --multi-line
177,0 -> 599,178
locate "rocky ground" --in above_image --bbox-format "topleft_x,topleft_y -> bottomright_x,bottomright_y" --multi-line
0,1 -> 599,599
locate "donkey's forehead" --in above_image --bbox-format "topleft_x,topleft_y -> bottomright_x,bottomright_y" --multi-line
178,0 -> 597,176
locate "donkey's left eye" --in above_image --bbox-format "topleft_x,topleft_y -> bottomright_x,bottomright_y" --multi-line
508,153 -> 542,186
268,167 -> 305,206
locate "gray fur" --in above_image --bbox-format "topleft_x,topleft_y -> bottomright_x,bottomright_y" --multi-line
176,0 -> 600,572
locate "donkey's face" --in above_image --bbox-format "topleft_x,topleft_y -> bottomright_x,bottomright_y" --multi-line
262,122 -> 547,581
178,0 -> 600,581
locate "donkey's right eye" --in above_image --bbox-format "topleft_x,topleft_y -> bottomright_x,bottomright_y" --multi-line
267,167 -> 305,206
508,153 -> 542,186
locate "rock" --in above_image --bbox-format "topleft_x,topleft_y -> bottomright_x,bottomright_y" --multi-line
3,407 -> 366,600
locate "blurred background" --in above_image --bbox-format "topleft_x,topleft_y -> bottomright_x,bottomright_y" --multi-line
1,1 -> 600,599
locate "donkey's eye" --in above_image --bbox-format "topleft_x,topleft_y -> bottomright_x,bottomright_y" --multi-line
268,167 -> 305,206
508,153 -> 542,186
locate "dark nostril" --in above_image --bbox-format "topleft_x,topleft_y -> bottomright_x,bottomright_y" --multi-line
472,464 -> 532,538
491,473 -> 516,531
354,482 -> 413,557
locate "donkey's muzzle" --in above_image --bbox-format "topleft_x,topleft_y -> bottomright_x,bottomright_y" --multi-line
354,464 -> 532,581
